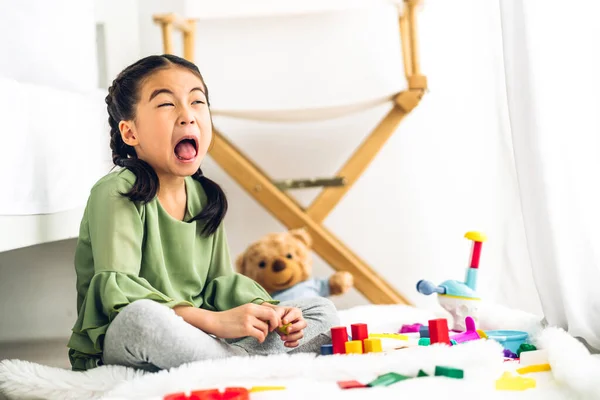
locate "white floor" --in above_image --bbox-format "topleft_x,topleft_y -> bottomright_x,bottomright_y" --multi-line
0,338 -> 71,370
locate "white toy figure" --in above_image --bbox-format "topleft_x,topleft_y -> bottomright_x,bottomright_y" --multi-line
416,231 -> 486,332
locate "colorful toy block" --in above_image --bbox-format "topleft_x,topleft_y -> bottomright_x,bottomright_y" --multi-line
419,325 -> 430,338
278,323 -> 291,335
451,316 -> 481,344
331,326 -> 349,354
345,340 -> 363,354
417,369 -> 428,377
496,372 -> 536,391
164,388 -> 249,400
517,343 -> 537,357
367,372 -> 410,387
351,323 -> 368,352
519,349 -> 548,366
351,323 -> 369,341
369,333 -> 409,340
337,380 -> 367,389
429,319 -> 451,345
190,388 -> 249,400
363,338 -> 382,353
400,323 -> 423,333
434,366 -> 464,379
320,344 -> 333,355
516,364 -> 551,374
249,386 -> 285,393
503,349 -> 518,359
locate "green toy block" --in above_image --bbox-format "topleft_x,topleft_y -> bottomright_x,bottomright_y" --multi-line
434,366 -> 464,379
278,323 -> 292,335
367,372 -> 411,387
417,370 -> 428,377
418,338 -> 430,346
517,343 -> 537,358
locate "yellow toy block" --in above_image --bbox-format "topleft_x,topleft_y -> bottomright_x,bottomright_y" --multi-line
250,386 -> 286,393
496,372 -> 536,391
369,333 -> 409,341
345,340 -> 363,354
364,338 -> 383,353
517,364 -> 551,374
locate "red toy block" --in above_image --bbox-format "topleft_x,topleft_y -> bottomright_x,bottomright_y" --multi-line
428,318 -> 451,345
351,323 -> 369,351
190,388 -> 250,400
179,388 -> 249,400
337,380 -> 367,389
164,393 -> 189,400
331,326 -> 349,354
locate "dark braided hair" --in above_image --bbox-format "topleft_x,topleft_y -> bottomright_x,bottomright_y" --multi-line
106,54 -> 227,236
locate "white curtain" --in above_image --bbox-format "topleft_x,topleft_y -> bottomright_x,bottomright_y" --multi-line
499,0 -> 600,350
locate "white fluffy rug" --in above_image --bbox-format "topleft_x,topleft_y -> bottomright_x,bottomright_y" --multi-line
1,303 -> 598,400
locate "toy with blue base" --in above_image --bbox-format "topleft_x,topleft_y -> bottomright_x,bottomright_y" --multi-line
416,231 -> 487,331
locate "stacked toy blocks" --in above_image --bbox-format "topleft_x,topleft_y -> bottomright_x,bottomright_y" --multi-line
323,323 -> 383,355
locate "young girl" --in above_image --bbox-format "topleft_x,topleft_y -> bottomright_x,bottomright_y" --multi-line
67,54 -> 339,372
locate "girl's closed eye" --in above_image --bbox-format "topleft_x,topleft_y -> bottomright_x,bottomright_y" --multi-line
192,99 -> 205,105
158,102 -> 174,108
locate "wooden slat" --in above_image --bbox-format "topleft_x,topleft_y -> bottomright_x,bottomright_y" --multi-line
306,105 -> 409,223
210,129 -> 410,305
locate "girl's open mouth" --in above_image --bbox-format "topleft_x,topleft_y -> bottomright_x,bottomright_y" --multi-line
174,137 -> 198,162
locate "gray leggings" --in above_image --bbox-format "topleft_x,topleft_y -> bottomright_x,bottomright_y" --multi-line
102,297 -> 339,371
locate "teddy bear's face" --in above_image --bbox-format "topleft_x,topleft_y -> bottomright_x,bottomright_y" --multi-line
236,229 -> 312,294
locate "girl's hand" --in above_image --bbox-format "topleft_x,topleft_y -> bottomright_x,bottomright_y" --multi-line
209,303 -> 281,343
261,303 -> 307,348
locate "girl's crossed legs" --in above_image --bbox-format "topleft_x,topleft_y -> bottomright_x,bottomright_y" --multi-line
103,297 -> 339,371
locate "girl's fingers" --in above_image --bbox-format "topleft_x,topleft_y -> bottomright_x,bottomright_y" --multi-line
281,330 -> 304,342
286,317 -> 307,334
254,305 -> 281,332
281,307 -> 302,325
284,340 -> 300,348
251,319 -> 269,342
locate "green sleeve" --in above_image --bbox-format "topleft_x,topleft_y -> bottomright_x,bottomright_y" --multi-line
68,175 -> 192,369
201,224 -> 278,311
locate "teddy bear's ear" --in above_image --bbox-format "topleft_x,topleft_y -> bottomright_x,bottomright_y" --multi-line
289,227 -> 312,248
235,253 -> 246,275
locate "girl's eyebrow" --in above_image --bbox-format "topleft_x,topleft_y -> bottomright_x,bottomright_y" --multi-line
149,87 -> 205,102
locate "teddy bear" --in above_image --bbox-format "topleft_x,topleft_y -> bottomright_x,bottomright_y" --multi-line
235,228 -> 354,302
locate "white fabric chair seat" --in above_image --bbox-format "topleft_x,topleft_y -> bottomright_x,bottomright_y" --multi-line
179,0 -> 404,20
145,0 -> 407,119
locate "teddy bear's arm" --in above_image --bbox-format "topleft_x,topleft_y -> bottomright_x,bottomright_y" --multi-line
311,277 -> 332,297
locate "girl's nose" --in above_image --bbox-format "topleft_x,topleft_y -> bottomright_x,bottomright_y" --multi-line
178,109 -> 195,125
179,117 -> 195,125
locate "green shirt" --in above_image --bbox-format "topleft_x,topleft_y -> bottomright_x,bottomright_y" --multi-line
67,168 -> 275,371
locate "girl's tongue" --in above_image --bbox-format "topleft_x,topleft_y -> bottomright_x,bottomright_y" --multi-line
174,139 -> 197,160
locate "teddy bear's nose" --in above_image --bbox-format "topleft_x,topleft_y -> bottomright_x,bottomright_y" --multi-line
272,259 -> 287,273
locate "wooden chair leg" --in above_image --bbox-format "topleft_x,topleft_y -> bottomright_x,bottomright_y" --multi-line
211,129 -> 411,305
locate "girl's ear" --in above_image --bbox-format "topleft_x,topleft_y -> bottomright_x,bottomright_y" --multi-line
119,120 -> 139,147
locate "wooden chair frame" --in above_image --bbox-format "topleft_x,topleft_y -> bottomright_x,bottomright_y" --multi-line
153,0 -> 426,304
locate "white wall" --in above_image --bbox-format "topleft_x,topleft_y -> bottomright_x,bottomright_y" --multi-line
0,0 -> 544,343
